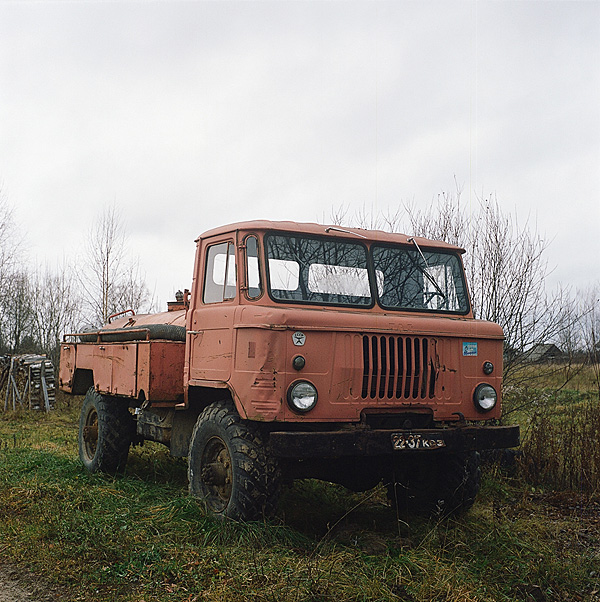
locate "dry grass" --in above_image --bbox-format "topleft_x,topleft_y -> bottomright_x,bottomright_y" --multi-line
517,390 -> 600,494
502,364 -> 600,495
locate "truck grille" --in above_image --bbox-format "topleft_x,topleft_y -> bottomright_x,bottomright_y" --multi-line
361,335 -> 438,400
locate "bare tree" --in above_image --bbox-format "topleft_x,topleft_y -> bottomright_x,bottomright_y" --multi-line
0,191 -> 24,352
405,192 -> 579,385
79,205 -> 151,327
0,191 -> 21,289
1,271 -> 35,353
331,186 -> 579,388
30,261 -> 82,366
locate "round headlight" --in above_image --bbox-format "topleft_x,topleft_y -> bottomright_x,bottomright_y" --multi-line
287,381 -> 318,413
473,384 -> 497,412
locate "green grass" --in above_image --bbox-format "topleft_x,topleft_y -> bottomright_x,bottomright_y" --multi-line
1,394 -> 599,601
504,362 -> 600,396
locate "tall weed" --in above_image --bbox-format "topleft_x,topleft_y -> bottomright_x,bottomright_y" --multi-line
519,390 -> 600,493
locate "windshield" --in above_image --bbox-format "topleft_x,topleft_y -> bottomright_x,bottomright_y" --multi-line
265,234 -> 372,306
264,233 -> 469,313
372,245 -> 469,313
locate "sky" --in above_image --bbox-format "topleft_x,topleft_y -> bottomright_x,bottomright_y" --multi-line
1,0 -> 599,308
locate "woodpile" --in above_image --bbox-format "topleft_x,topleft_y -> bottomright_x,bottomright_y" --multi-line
0,354 -> 55,412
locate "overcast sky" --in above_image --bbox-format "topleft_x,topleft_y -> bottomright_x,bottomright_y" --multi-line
1,0 -> 599,307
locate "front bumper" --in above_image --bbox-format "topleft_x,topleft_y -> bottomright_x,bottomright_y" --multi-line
268,424 -> 520,459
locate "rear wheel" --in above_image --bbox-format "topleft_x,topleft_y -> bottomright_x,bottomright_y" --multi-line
78,388 -> 135,473
188,401 -> 280,521
387,452 -> 481,516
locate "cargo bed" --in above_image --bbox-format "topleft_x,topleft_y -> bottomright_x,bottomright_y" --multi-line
59,339 -> 185,403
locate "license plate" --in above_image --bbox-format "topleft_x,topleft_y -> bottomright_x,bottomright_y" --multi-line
391,433 -> 446,450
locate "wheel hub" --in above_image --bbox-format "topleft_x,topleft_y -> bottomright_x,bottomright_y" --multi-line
201,437 -> 233,507
83,409 -> 99,458
201,459 -> 231,486
83,424 -> 98,444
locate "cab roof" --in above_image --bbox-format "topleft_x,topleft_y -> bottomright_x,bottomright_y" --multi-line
197,220 -> 465,253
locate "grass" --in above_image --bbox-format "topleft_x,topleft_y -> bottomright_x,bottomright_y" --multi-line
1,391 -> 599,601
504,362 -> 600,397
518,391 -> 600,492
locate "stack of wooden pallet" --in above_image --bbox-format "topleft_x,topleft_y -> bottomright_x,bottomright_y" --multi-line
0,354 -> 55,412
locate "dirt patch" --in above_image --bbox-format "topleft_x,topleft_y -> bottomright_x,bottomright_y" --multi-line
0,565 -> 60,602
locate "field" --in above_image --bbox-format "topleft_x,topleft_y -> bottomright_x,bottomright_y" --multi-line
1,385 -> 599,602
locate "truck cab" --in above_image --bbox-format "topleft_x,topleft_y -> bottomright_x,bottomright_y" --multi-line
60,220 -> 519,520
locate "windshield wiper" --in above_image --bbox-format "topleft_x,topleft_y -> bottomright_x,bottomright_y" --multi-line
407,237 -> 447,303
324,226 -> 367,239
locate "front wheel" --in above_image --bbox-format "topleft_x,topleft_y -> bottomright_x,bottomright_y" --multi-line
188,401 -> 280,521
78,387 -> 135,474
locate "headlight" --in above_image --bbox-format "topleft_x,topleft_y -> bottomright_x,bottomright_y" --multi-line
473,384 -> 497,412
287,381 -> 318,413
482,361 -> 494,375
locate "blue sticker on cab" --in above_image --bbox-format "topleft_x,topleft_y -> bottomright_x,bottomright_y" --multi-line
463,342 -> 478,356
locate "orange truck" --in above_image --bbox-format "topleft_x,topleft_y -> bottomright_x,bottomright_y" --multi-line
60,220 -> 519,520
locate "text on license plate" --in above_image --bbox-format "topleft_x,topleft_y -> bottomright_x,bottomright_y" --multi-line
391,433 -> 446,450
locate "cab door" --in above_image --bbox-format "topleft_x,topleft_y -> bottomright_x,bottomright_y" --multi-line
188,236 -> 238,384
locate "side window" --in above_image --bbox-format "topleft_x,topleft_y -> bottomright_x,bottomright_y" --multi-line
245,235 -> 262,299
203,242 -> 237,304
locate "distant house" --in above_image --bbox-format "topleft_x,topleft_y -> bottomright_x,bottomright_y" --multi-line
525,343 -> 564,364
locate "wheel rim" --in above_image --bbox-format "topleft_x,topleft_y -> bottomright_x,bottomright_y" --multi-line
200,436 -> 233,512
82,407 -> 99,461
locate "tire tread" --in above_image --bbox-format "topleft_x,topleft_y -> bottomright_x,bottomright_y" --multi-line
188,401 -> 280,521
79,388 -> 134,474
